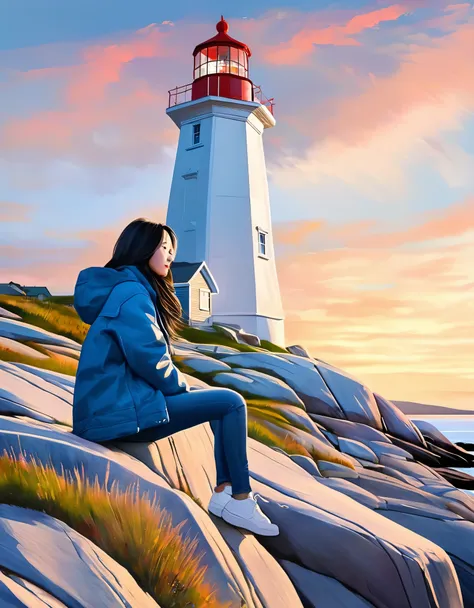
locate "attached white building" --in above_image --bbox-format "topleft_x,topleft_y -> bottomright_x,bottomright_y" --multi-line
171,261 -> 218,327
166,16 -> 286,347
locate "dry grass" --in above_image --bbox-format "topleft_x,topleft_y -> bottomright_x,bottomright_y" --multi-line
247,404 -> 294,429
0,342 -> 78,377
247,418 -> 311,457
247,408 -> 355,469
0,295 -> 89,344
0,448 -> 233,608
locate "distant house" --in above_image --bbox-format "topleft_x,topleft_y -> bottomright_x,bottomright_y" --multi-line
0,282 -> 26,296
0,281 -> 51,300
22,286 -> 52,300
171,261 -> 218,327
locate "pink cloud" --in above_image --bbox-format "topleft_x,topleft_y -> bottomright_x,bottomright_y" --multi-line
424,2 -> 473,31
341,196 -> 474,248
308,21 -> 474,145
0,24 -> 178,167
270,199 -> 474,408
273,219 -> 324,245
66,25 -> 168,106
262,4 -> 408,65
0,201 -> 35,222
270,16 -> 474,197
0,204 -> 168,293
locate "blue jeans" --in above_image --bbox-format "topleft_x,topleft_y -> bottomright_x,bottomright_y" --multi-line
119,387 -> 252,495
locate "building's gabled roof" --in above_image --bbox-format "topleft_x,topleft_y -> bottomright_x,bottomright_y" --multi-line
171,261 -> 219,294
0,283 -> 26,295
0,281 -> 52,297
22,286 -> 52,296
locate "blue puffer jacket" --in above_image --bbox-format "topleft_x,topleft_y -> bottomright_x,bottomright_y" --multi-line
72,264 -> 190,442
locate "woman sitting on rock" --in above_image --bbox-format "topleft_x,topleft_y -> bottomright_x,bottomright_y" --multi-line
72,217 -> 279,537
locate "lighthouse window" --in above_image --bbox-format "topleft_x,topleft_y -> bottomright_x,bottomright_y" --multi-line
192,123 -> 201,145
194,45 -> 248,79
239,49 -> 248,77
258,230 -> 267,256
230,47 -> 240,75
217,46 -> 230,73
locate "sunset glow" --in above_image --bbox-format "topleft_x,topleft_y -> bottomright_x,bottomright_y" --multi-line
2,2 -> 474,409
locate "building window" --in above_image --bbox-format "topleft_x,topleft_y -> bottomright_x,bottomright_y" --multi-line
258,228 -> 267,256
193,123 -> 201,145
199,288 -> 210,311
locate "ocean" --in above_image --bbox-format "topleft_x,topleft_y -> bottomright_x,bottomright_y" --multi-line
408,415 -> 474,494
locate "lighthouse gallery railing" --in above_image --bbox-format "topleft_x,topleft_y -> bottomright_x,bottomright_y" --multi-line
168,78 -> 275,116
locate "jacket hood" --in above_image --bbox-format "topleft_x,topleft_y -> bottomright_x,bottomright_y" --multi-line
74,265 -> 157,326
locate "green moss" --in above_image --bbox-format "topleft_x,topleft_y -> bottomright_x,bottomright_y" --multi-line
45,295 -> 75,305
259,339 -> 289,353
177,325 -> 259,353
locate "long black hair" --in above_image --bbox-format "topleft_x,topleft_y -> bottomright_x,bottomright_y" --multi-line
104,218 -> 186,341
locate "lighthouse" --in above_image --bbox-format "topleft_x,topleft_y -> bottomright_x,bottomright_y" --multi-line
166,16 -> 285,348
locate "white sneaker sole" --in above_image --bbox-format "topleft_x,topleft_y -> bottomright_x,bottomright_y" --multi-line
208,488 -> 234,518
221,508 -> 280,536
208,503 -> 225,517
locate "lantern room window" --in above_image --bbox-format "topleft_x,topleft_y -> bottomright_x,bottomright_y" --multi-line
194,45 -> 248,79
192,123 -> 201,144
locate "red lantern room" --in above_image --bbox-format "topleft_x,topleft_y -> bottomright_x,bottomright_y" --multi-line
168,16 -> 274,115
192,16 -> 252,103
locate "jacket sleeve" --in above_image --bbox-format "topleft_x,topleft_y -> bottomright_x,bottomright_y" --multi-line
108,292 -> 190,396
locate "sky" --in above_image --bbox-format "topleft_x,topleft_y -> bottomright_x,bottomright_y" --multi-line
1,0 -> 474,409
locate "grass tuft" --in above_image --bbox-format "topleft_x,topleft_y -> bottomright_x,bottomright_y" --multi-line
0,448 -> 233,608
0,295 -> 89,344
0,342 -> 78,377
247,419 -> 311,457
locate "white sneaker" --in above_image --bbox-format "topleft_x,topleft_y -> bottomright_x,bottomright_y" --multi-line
208,485 -> 233,517
221,492 -> 280,536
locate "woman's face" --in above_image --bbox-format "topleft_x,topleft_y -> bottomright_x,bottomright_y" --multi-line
148,230 -> 175,277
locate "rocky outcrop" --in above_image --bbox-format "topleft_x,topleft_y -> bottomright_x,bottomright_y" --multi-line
0,361 -> 72,425
0,504 -> 160,607
213,368 -> 305,407
0,416 -> 301,608
0,317 -> 82,350
374,393 -> 427,447
219,352 -> 347,419
0,305 -> 22,320
1,316 -> 474,607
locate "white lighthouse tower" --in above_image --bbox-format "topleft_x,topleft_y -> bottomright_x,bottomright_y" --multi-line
166,16 -> 285,347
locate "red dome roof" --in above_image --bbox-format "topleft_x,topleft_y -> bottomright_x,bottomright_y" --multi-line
193,16 -> 252,58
